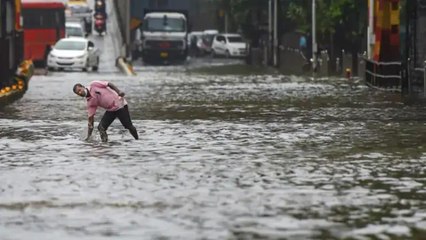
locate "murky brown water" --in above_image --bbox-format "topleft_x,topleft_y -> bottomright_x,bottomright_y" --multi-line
1,63 -> 426,240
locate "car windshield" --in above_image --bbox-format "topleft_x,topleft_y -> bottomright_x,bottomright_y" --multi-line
144,17 -> 186,32
55,40 -> 86,50
66,27 -> 84,36
227,36 -> 243,43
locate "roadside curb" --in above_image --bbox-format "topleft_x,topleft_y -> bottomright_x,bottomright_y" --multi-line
116,57 -> 136,76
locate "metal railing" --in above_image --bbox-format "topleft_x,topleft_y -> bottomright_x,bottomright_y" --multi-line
408,66 -> 426,96
364,58 -> 402,92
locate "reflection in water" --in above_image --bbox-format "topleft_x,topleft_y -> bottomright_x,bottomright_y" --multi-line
1,65 -> 426,239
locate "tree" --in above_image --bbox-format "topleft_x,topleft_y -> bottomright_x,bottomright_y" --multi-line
213,0 -> 269,45
285,0 -> 367,74
212,0 -> 367,74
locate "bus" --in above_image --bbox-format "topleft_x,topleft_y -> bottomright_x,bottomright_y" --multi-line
22,0 -> 65,67
0,0 -> 24,87
0,0 -> 34,104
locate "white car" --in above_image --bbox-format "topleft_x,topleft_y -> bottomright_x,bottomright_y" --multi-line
211,33 -> 247,58
47,38 -> 100,71
66,22 -> 85,38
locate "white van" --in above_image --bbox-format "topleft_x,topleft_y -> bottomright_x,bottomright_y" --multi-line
66,22 -> 85,38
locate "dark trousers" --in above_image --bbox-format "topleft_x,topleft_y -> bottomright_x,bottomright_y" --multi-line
98,105 -> 138,139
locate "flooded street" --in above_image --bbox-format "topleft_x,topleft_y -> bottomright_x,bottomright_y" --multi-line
2,1 -> 426,238
1,62 -> 426,239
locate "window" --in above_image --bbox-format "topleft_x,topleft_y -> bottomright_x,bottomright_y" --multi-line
22,8 -> 65,29
227,36 -> 243,43
66,26 -> 84,37
217,36 -> 226,42
6,1 -> 13,34
55,40 -> 86,50
144,17 -> 185,32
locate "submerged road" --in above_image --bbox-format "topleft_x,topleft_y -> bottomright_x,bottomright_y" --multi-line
1,62 -> 426,239
1,0 -> 426,239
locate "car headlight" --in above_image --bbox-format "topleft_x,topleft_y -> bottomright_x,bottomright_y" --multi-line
76,54 -> 86,59
49,53 -> 57,59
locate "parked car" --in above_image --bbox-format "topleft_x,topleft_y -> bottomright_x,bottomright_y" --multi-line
66,22 -> 85,38
47,38 -> 100,71
211,33 -> 247,58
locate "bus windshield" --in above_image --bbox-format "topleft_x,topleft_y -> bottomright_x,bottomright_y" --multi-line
22,8 -> 65,29
144,17 -> 186,32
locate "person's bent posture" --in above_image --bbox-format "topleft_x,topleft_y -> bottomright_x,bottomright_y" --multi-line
73,81 -> 139,142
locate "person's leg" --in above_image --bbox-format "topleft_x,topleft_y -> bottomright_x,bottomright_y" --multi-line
116,105 -> 138,140
98,111 -> 116,142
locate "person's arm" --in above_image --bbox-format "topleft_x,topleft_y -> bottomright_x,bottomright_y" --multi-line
107,82 -> 125,97
86,115 -> 95,140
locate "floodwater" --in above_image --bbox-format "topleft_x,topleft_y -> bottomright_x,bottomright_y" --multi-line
1,63 -> 426,240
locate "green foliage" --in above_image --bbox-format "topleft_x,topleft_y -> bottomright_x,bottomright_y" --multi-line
211,0 -> 367,50
284,0 -> 366,48
214,0 -> 268,31
285,0 -> 359,34
287,2 -> 309,32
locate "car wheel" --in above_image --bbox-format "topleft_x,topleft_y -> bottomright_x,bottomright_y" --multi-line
225,50 -> 231,58
47,67 -> 54,71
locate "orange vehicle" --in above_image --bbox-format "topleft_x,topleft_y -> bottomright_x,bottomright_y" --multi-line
0,0 -> 33,104
22,0 -> 66,67
0,0 -> 24,81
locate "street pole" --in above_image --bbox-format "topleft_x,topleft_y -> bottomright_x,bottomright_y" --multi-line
225,12 -> 228,33
273,0 -> 278,67
125,0 -> 131,59
269,0 -> 272,64
368,0 -> 374,59
312,0 -> 317,72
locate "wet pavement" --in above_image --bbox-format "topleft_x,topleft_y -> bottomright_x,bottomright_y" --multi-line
1,61 -> 426,239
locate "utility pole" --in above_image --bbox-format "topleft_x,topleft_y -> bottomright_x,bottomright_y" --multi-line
225,12 -> 228,33
269,0 -> 272,65
125,0 -> 131,59
312,0 -> 317,72
367,0 -> 374,59
273,0 -> 278,66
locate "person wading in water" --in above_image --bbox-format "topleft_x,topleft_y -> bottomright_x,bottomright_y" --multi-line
73,81 -> 139,142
